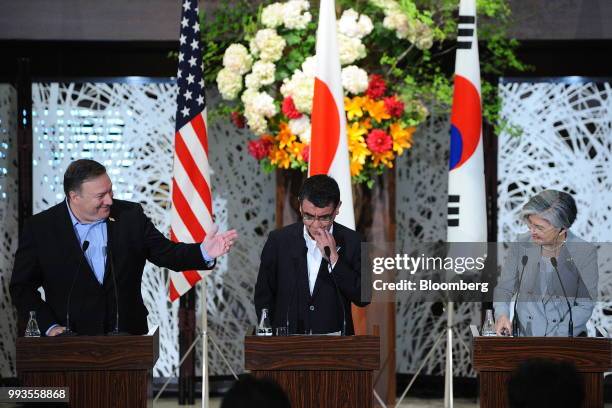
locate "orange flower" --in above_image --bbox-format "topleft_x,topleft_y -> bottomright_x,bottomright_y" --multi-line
289,141 -> 306,161
347,121 -> 367,142
350,160 -> 364,177
371,151 -> 394,168
344,96 -> 366,121
277,122 -> 296,149
364,97 -> 391,123
347,122 -> 370,167
389,122 -> 415,155
269,146 -> 291,169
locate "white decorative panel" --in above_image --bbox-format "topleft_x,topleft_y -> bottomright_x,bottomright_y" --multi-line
30,81 -> 274,377
497,80 -> 612,336
0,84 -> 18,377
396,113 -> 479,377
194,104 -> 275,375
32,80 -> 180,376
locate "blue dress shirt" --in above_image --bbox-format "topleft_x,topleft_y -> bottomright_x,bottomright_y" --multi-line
66,200 -> 108,284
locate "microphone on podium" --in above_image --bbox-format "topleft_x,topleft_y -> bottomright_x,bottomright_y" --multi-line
551,257 -> 574,337
107,245 -> 128,336
512,255 -> 528,337
61,240 -> 90,336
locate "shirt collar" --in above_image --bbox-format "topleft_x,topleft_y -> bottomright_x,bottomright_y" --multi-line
66,198 -> 106,226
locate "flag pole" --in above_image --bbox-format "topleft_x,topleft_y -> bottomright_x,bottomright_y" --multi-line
201,278 -> 209,408
444,302 -> 454,408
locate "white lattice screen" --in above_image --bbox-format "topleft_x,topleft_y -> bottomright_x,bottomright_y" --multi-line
0,84 -> 18,378
395,112 -> 480,377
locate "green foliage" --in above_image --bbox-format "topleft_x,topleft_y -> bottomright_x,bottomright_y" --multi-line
357,0 -> 526,129
260,157 -> 276,173
199,1 -> 259,84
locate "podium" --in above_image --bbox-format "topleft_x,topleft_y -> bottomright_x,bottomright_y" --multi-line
471,330 -> 612,408
245,335 -> 380,407
16,329 -> 159,408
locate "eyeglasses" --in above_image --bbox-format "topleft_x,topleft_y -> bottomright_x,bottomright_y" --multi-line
526,220 -> 556,233
301,209 -> 335,224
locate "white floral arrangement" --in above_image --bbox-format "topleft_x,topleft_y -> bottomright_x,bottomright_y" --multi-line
215,0 -> 433,185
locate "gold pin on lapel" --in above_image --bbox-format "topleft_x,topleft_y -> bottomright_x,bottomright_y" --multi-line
109,217 -> 116,222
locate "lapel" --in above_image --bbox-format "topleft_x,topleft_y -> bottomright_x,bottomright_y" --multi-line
57,201 -> 98,284
311,223 -> 345,300
291,223 -> 310,302
522,242 -> 541,300
549,244 -> 580,299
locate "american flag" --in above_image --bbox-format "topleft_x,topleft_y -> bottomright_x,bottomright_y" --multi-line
168,0 -> 213,301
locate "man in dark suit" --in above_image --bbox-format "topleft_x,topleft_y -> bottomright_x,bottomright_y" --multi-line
10,159 -> 237,336
255,175 -> 368,335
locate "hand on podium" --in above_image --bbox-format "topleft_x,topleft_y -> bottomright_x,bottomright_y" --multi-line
47,326 -> 66,336
495,314 -> 512,336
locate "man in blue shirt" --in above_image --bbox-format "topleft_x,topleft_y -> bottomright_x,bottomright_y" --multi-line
10,159 -> 237,336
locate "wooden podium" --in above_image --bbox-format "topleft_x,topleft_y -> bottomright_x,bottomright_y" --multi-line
16,328 -> 159,408
471,330 -> 612,408
245,335 -> 380,407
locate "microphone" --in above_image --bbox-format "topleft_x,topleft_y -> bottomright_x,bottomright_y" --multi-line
324,245 -> 347,336
106,245 -> 127,336
551,257 -> 574,337
512,255 -> 528,337
62,240 -> 90,336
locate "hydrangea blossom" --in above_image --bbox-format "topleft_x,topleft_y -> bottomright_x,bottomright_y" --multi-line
222,44 -> 253,75
289,116 -> 311,144
261,2 -> 285,28
280,70 -> 315,114
245,61 -> 276,90
283,0 -> 312,29
337,9 -> 373,39
337,34 -> 366,66
250,29 -> 287,62
341,66 -> 369,95
216,68 -> 243,100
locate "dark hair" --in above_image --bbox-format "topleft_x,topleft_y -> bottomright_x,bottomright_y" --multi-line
221,375 -> 290,408
63,159 -> 107,197
298,175 -> 340,208
507,359 -> 584,408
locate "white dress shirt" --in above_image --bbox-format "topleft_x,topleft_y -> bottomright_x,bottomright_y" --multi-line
303,226 -> 336,295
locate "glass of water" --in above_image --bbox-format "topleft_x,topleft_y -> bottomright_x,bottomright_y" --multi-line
481,309 -> 496,336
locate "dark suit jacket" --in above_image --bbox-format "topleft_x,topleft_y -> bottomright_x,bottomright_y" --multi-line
10,199 -> 211,336
254,222 -> 368,335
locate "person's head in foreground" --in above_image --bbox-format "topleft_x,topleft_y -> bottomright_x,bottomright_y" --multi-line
507,358 -> 584,408
298,174 -> 341,238
221,375 -> 290,408
520,189 -> 577,246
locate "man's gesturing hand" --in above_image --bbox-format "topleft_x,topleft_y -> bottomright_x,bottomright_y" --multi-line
313,229 -> 338,265
202,224 -> 239,259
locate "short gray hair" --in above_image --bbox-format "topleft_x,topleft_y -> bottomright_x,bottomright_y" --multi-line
520,189 -> 577,229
